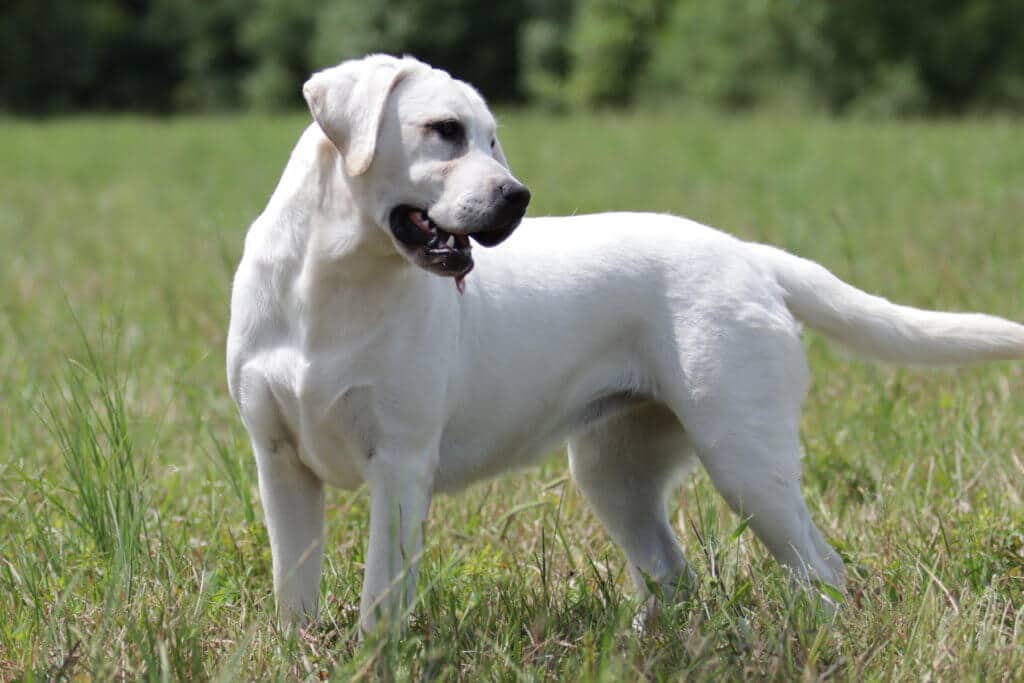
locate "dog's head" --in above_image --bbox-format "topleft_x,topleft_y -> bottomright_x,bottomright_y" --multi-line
303,54 -> 530,284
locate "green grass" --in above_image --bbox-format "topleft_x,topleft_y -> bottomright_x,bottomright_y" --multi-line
1,111 -> 1023,680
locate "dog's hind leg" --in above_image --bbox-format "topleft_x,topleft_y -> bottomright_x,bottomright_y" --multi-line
690,423 -> 846,599
674,330 -> 847,599
568,403 -> 697,614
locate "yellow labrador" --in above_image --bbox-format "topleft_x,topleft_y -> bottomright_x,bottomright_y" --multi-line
227,54 -> 1024,631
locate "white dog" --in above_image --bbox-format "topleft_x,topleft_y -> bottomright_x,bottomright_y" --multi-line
227,54 -> 1024,632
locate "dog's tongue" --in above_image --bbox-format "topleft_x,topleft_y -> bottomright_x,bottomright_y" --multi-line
455,274 -> 466,294
409,209 -> 431,233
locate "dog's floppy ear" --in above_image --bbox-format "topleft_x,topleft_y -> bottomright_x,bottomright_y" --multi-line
303,55 -> 411,177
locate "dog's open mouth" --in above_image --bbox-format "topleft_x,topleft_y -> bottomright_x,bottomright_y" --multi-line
389,204 -> 526,291
389,205 -> 474,282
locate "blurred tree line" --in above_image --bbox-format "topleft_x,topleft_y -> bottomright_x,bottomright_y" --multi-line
3,0 -> 1023,116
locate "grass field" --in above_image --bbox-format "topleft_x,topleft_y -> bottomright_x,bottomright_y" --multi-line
1,111 -> 1023,680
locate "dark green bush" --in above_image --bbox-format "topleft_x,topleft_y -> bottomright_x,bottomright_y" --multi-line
307,0 -> 526,103
1,0 -> 1022,115
638,0 -> 813,110
566,0 -> 665,107
808,0 -> 1024,114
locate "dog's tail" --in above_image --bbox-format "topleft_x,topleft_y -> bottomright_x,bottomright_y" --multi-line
754,244 -> 1024,365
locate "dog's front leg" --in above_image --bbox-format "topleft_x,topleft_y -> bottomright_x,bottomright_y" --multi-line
359,452 -> 434,634
253,440 -> 325,628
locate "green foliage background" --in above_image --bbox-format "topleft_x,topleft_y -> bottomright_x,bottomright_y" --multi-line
4,0 -> 1024,115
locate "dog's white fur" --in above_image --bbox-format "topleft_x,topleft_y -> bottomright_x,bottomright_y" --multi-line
227,55 -> 1024,631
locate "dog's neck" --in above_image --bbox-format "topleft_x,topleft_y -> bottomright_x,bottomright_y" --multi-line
241,125 -> 434,348
253,124 -> 413,295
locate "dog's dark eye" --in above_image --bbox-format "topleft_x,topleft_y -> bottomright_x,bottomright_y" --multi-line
490,137 -> 496,149
429,119 -> 465,142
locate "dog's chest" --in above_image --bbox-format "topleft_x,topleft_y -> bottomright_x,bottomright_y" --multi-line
247,349 -> 377,489
300,380 -> 383,491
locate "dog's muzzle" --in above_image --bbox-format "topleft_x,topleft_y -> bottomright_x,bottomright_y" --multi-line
388,183 -> 530,286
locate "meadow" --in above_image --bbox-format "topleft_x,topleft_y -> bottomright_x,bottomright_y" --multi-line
1,111 -> 1023,680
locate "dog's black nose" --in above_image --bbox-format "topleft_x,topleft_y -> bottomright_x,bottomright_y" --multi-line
500,182 -> 531,210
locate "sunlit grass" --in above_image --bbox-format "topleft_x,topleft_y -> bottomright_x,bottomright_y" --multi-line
1,112 -> 1022,679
